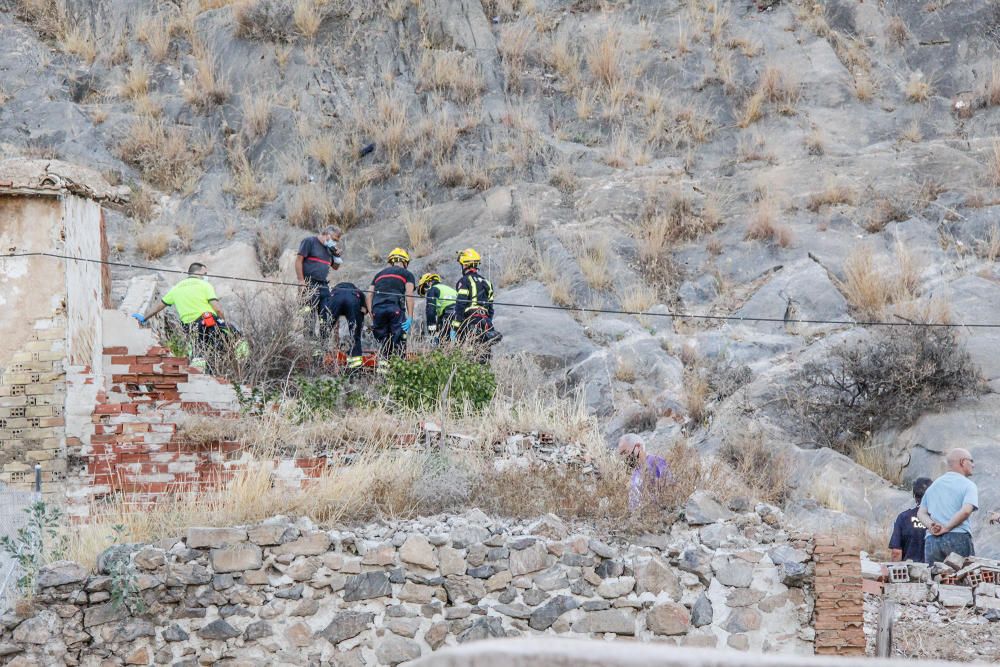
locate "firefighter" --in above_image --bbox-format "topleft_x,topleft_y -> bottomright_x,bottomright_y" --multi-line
329,282 -> 366,369
417,273 -> 457,344
453,248 -> 502,362
365,248 -> 416,359
294,226 -> 343,341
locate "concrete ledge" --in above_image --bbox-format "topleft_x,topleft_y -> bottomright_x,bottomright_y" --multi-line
410,639 -> 980,667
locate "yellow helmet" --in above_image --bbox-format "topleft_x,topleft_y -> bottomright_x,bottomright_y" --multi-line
417,273 -> 441,296
387,247 -> 410,265
457,248 -> 481,267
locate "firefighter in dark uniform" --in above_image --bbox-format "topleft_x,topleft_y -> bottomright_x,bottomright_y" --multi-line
453,248 -> 502,362
365,248 -> 416,359
328,282 -> 366,369
294,226 -> 343,341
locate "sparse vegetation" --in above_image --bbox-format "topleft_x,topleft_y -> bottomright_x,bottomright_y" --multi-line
577,234 -> 612,290
185,42 -> 230,111
718,431 -> 793,505
905,74 -> 932,102
254,224 -> 286,274
136,226 -> 172,259
806,184 -> 855,212
418,50 -> 484,104
118,118 -> 208,191
744,197 -> 793,247
402,208 -> 432,257
787,326 -> 981,451
226,142 -> 277,210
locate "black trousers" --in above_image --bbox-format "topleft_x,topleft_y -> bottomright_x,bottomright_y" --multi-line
306,280 -> 333,339
329,291 -> 364,357
371,302 -> 406,357
457,313 -> 501,363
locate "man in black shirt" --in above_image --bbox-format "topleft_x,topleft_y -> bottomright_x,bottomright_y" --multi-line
366,248 -> 415,359
295,226 -> 343,340
889,477 -> 932,562
329,282 -> 366,368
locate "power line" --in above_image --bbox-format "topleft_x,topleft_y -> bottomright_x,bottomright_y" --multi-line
2,251 -> 995,329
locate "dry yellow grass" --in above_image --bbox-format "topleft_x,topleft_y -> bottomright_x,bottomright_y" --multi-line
977,223 -> 1000,262
575,85 -> 595,120
62,24 -> 96,63
241,87 -> 275,140
118,118 -> 208,191
838,244 -> 913,321
618,282 -> 657,314
986,139 -> 1000,187
293,0 -> 322,40
402,208 -> 432,257
885,16 -> 909,48
850,440 -> 902,486
287,183 -> 332,229
14,0 -> 67,40
499,20 -> 536,91
418,50 -> 484,104
185,42 -> 230,110
614,356 -> 636,383
744,198 -> 793,247
136,226 -> 171,259
137,13 -> 171,62
905,74 -> 932,102
255,223 -> 286,274
604,125 -> 632,168
577,235 -> 612,290
900,119 -> 922,143
737,90 -> 764,128
985,64 -> 1000,107
369,90 -> 411,173
176,220 -> 195,251
586,27 -> 623,89
804,128 -> 824,155
226,143 -> 277,211
805,183 -> 855,212
537,250 -> 573,306
853,74 -> 874,102
546,31 -> 580,88
684,370 -> 710,425
119,60 -> 151,100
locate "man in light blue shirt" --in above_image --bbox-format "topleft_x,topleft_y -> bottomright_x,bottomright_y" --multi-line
917,448 -> 979,564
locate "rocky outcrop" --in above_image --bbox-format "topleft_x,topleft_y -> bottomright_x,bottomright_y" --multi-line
1,508 -> 816,665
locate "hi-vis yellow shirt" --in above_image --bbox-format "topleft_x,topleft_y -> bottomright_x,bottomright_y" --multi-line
161,277 -> 218,325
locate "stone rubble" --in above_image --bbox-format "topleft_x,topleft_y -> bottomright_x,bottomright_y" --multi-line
2,505 -> 816,666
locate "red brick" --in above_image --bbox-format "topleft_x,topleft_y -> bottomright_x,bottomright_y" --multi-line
103,347 -> 128,355
94,404 -> 123,415
110,355 -> 136,365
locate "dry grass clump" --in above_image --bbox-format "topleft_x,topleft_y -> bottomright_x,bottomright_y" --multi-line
744,198 -> 793,247
418,50 -> 485,104
546,31 -> 580,88
234,0 -> 294,42
576,235 -> 612,290
175,220 -> 195,251
402,208 -> 432,257
537,250 -> 573,306
617,282 -> 658,314
718,430 -> 793,505
864,196 -> 909,233
254,224 -> 286,274
684,369 -> 710,425
127,184 -> 158,223
837,243 -> 920,321
976,223 -> 1000,262
137,13 -> 171,62
804,128 -> 825,155
14,0 -> 67,40
499,20 -> 537,91
241,88 -> 275,141
118,60 -> 151,101
739,65 -> 798,127
985,139 -> 1000,188
498,245 -> 534,288
900,119 -> 922,143
853,74 -> 875,102
184,42 -> 230,111
984,64 -> 1000,108
118,118 -> 208,191
367,90 -> 412,173
62,24 -> 96,63
905,74 -> 932,103
287,183 -> 332,229
548,161 -> 578,193
805,184 -> 855,212
849,439 -> 902,486
586,27 -> 623,89
885,16 -> 909,48
293,0 -> 323,40
226,143 -> 277,210
638,188 -> 721,252
136,226 -> 172,259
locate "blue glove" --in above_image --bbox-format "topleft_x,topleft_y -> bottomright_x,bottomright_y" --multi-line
449,329 -> 457,341
401,318 -> 412,333
131,313 -> 145,325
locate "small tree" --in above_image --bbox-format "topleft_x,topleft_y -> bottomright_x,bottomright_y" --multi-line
385,349 -> 496,412
787,326 -> 982,450
0,501 -> 67,595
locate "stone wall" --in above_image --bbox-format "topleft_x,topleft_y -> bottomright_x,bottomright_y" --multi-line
0,508 -> 817,666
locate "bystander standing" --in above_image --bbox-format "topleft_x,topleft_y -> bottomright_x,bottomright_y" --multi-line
889,477 -> 931,562
917,448 -> 979,564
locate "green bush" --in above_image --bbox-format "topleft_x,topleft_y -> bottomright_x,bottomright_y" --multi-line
293,376 -> 344,423
0,501 -> 67,595
385,350 -> 495,412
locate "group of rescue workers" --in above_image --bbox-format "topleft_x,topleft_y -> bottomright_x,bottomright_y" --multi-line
131,225 -> 501,369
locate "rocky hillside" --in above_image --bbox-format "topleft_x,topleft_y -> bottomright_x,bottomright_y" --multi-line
3,0 -> 1000,547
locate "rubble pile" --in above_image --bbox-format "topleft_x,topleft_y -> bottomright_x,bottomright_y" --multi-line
0,504 -> 815,666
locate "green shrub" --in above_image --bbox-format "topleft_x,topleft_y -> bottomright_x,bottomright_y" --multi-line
293,376 -> 344,423
385,350 -> 495,412
0,501 -> 67,595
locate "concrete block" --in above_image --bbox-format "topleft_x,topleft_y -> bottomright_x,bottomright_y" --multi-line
885,583 -> 930,604
937,585 -> 973,607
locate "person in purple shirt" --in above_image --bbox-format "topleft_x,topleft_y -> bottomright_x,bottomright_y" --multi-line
617,434 -> 672,509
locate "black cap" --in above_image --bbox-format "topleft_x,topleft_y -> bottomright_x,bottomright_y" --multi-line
913,477 -> 932,501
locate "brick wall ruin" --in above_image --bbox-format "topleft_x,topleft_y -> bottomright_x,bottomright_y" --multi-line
811,535 -> 865,656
